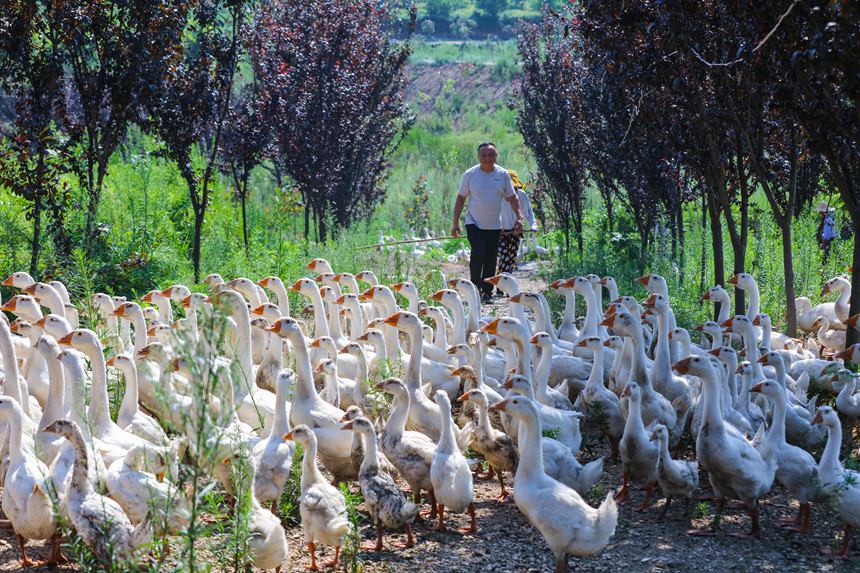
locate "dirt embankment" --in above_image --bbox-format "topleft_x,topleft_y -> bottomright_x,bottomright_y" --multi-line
404,63 -> 516,116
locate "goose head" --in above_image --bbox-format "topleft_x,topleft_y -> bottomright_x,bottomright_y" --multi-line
1,294 -> 42,321
340,415 -> 374,435
643,292 -> 669,313
355,270 -> 379,286
136,341 -> 169,364
112,301 -> 143,320
620,381 -> 642,402
672,355 -> 717,379
250,302 -> 281,322
429,288 -> 461,309
376,377 -> 408,398
821,276 -> 850,296
314,358 -> 336,377
811,405 -> 838,428
57,328 -> 102,357
576,335 -> 602,351
306,258 -> 333,275
599,308 -> 637,338
339,341 -> 364,359
333,272 -> 358,292
283,424 -> 316,445
835,343 -> 860,363
392,280 -> 420,299
382,310 -> 421,333
501,374 -> 531,396
33,314 -> 72,338
288,278 -> 319,299
486,273 -> 518,295
257,276 -> 284,290
42,419 -> 82,442
488,394 -> 538,420
434,389 -> 452,411
458,387 -> 488,407
529,331 -> 553,349
735,360 -> 753,375
749,379 -> 781,399
335,293 -> 359,308
449,365 -> 478,383
311,336 -> 337,359
635,273 -> 667,295
91,293 -> 116,318
159,284 -> 193,303
599,276 -> 618,291
105,352 -> 135,373
9,319 -> 30,337
649,423 -> 668,443
701,284 -> 729,303
757,350 -> 785,368
446,343 -> 472,360
720,315 -> 753,335
668,328 -> 690,344
728,272 -> 755,291
203,273 -> 224,289
562,276 -> 593,297
844,314 -> 858,330
266,316 -> 305,343
34,334 -> 62,359
2,271 -> 35,290
250,316 -> 271,334
603,335 -> 623,350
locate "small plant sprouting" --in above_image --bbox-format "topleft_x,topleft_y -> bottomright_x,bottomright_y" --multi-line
339,482 -> 365,573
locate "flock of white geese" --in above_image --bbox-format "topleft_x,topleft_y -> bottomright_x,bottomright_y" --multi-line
0,261 -> 859,572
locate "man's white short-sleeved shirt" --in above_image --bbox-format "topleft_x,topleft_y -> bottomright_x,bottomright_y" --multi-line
458,164 -> 516,230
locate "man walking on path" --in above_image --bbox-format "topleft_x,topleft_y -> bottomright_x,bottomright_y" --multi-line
451,142 -> 523,303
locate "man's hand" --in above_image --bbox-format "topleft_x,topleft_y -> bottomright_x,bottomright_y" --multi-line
513,219 -> 523,235
451,224 -> 460,237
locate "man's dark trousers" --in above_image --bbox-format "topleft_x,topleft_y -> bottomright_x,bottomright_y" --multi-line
466,223 -> 501,298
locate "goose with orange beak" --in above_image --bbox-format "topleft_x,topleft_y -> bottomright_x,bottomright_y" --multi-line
550,276 -> 580,343
812,405 -> 860,557
748,379 -> 818,534
459,388 -> 517,501
340,415 -> 418,551
284,424 -> 349,571
671,355 -> 776,538
489,395 -> 617,572
306,258 -> 334,275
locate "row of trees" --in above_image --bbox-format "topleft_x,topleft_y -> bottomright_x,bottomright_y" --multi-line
0,0 -> 413,281
517,1 -> 859,345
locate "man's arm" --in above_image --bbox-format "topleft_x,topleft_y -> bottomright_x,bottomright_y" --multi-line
452,194 -> 467,237
507,193 -> 523,233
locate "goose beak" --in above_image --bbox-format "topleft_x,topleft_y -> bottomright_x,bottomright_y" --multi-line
599,277 -> 608,285
358,289 -> 372,302
106,356 -> 117,367
529,333 -> 540,344
811,412 -> 823,425
835,345 -> 857,361
306,261 -> 316,270
693,324 -> 704,331
757,355 -> 768,364
283,431 -> 294,441
356,333 -> 369,341
846,314 -> 859,327
429,290 -> 444,302
509,293 -> 523,303
446,279 -> 458,288
0,299 -> 16,311
481,318 -> 500,335
57,332 -> 74,346
335,295 -> 347,305
549,279 -> 562,289
156,470 -> 165,483
719,317 -> 734,328
33,316 -> 47,329
486,275 -> 502,286
341,421 -> 354,431
700,291 -> 711,301
375,382 -> 386,391
672,357 -> 692,375
1,275 -> 13,287
752,315 -> 761,326
489,401 -> 507,412
750,382 -> 764,393
635,275 -> 650,286
576,339 -> 587,347
257,277 -> 270,287
643,293 -> 657,307
457,392 -> 470,401
288,280 -> 303,293
599,315 -> 615,328
727,274 -> 739,285
707,348 -> 720,357
821,284 -> 831,296
383,313 -> 400,327
159,287 -> 173,298
251,305 -> 265,316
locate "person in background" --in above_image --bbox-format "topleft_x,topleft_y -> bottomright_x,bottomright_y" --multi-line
497,170 -> 537,275
452,142 -> 523,304
817,200 -> 837,264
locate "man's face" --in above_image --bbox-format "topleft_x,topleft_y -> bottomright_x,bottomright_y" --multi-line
478,145 -> 497,168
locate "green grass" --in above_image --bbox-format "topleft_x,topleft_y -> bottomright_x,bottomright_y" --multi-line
409,39 -> 519,65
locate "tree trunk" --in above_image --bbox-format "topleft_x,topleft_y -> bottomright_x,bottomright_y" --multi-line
707,193 -> 725,321
848,234 -> 860,348
192,208 -> 204,284
731,235 -> 746,317
240,180 -> 249,256
780,221 -> 797,337
699,192 -> 707,295
303,198 -> 310,240
29,199 -> 42,277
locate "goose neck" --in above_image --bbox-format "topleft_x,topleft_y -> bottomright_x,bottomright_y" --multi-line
514,411 -> 545,483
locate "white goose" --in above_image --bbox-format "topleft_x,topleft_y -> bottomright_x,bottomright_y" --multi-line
490,396 -> 617,573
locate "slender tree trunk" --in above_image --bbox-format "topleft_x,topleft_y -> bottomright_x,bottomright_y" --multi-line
707,193 -> 725,321
29,199 -> 42,277
848,234 -> 860,348
303,197 -> 310,240
240,179 -> 249,256
192,207 -> 204,283
780,221 -> 797,337
699,191 -> 707,295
